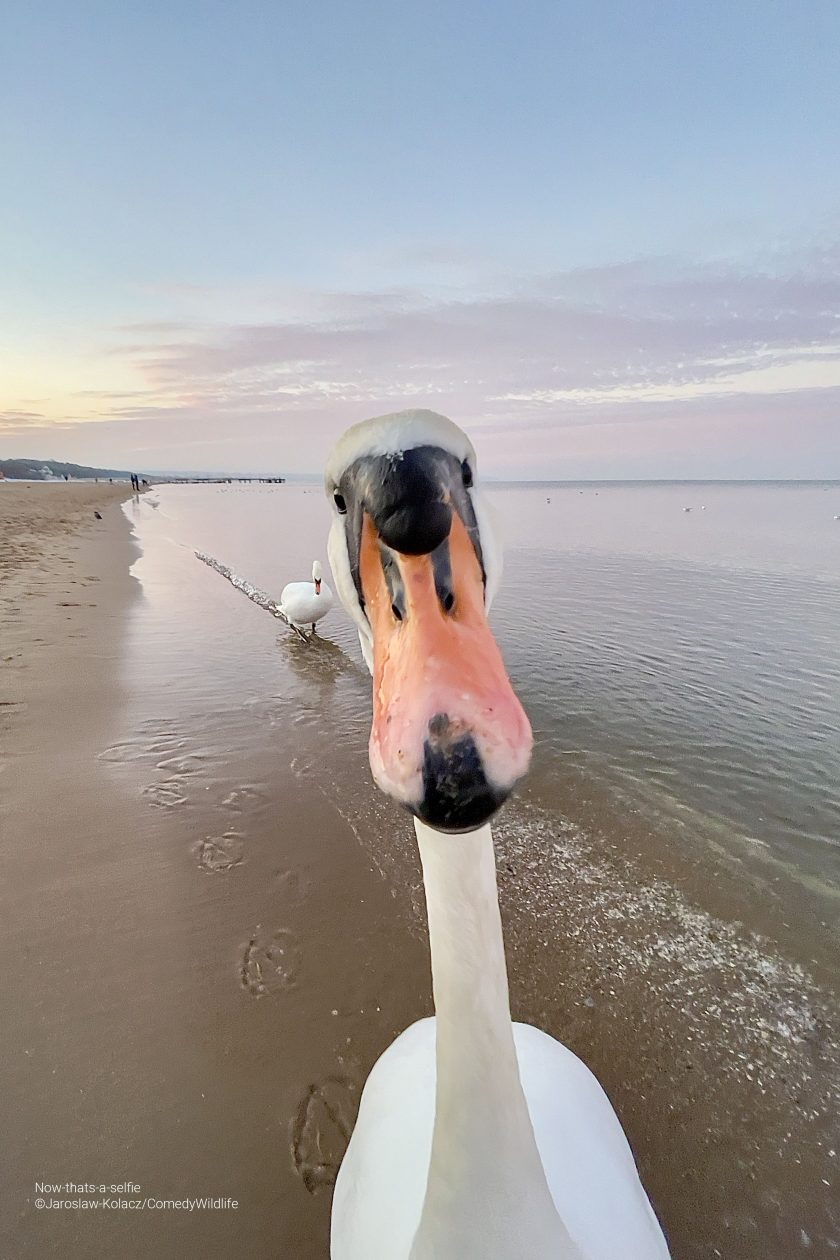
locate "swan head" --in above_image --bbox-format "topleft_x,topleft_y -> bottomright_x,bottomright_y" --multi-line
312,559 -> 323,593
325,409 -> 532,833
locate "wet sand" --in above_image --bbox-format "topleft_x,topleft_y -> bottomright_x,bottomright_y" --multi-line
0,488 -> 431,1258
2,483 -> 839,1258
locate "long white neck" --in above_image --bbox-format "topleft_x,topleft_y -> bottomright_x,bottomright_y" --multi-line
409,819 -> 581,1260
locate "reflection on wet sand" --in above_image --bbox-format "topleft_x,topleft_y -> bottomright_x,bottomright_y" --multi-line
278,630 -> 362,691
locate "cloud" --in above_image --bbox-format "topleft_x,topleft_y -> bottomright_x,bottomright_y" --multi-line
6,244 -> 839,474
115,321 -> 201,336
0,409 -> 46,428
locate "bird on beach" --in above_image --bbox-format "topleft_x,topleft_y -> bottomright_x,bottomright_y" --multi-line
279,560 -> 334,633
93,510 -> 102,520
325,410 -> 671,1260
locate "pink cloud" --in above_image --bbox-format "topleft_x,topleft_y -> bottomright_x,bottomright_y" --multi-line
4,247 -> 839,475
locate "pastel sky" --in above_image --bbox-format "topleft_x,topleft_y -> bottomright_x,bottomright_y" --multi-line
2,0 -> 839,477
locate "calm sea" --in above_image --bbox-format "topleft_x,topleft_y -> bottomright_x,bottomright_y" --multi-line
127,478 -> 840,901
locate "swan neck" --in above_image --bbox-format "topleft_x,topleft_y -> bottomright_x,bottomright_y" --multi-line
410,819 -> 578,1260
416,819 -> 511,1033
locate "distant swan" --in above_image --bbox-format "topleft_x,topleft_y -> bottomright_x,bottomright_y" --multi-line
279,560 -> 333,633
325,410 -> 671,1260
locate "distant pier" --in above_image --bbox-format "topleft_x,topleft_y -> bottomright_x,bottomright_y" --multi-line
166,476 -> 286,484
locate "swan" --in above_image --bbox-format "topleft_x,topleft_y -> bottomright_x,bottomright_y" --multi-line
324,409 -> 671,1260
279,559 -> 334,633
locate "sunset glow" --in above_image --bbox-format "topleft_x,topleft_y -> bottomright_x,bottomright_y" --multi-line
3,3 -> 839,476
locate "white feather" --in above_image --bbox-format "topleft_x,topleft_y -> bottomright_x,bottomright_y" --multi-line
325,409 -> 476,489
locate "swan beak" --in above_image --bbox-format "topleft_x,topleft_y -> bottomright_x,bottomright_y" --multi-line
315,578 -> 322,594
359,510 -> 532,833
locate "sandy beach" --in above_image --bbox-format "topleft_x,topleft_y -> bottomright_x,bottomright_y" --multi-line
2,481 -> 839,1259
0,481 -> 135,578
0,486 -> 431,1258
1,483 -> 143,1253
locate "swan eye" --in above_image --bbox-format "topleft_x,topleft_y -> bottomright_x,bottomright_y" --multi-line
333,491 -> 347,514
461,460 -> 473,489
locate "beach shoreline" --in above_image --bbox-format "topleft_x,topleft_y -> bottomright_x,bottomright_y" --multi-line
2,482 -> 839,1258
0,483 -> 140,780
0,480 -> 138,578
0,484 -> 147,1256
0,484 -> 432,1259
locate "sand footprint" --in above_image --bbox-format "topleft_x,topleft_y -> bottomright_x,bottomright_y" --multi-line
290,1077 -> 356,1193
98,731 -> 187,764
221,784 -> 269,812
156,752 -> 207,776
240,926 -> 301,997
142,777 -> 188,808
193,832 -> 245,873
99,740 -> 149,764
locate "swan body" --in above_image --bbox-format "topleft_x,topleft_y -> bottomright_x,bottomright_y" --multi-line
331,823 -> 669,1260
280,559 -> 333,629
334,1019 -> 665,1260
324,411 -> 671,1259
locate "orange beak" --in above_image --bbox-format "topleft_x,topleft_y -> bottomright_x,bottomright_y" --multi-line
359,510 -> 532,832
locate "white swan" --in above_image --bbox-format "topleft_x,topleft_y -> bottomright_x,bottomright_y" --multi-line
279,559 -> 334,632
324,410 -> 671,1260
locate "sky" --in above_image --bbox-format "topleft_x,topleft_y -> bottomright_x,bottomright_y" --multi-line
2,0 -> 839,478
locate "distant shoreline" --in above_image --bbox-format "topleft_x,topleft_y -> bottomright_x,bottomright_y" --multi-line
4,471 -> 837,485
486,476 -> 840,486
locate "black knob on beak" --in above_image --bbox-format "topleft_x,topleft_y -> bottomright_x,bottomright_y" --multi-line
378,500 -> 452,555
419,714 -> 507,832
366,447 -> 453,556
